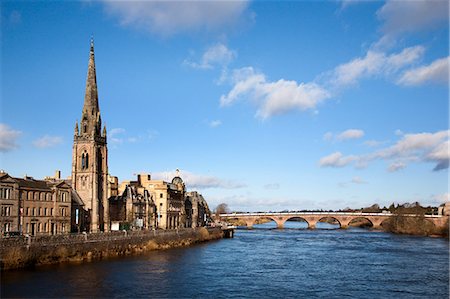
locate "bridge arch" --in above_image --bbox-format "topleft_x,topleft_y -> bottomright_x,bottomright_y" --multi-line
283,216 -> 310,229
317,216 -> 341,229
348,217 -> 374,228
253,216 -> 285,229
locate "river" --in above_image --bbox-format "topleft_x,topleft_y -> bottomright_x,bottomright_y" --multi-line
1,222 -> 449,298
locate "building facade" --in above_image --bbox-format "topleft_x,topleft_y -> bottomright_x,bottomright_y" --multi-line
0,171 -> 72,236
109,178 -> 157,231
71,39 -> 110,233
185,191 -> 211,228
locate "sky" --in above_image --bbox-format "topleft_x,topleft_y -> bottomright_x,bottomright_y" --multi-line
1,0 -> 449,212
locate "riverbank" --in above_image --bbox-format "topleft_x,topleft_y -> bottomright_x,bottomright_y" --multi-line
0,227 -> 223,271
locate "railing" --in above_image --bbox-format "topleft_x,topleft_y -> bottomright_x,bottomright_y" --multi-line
220,212 -> 443,218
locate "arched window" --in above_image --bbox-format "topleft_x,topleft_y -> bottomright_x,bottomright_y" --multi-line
85,153 -> 89,169
83,125 -> 87,133
81,153 -> 85,169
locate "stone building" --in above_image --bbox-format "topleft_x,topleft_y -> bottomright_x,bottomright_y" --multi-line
109,179 -> 156,231
116,172 -> 186,229
0,171 -> 72,236
71,38 -> 110,233
185,191 -> 211,228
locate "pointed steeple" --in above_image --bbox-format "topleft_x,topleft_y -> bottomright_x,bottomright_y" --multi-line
74,121 -> 79,136
80,37 -> 101,136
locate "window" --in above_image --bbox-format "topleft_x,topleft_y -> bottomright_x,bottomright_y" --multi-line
39,208 -> 42,216
37,223 -> 41,233
34,192 -> 39,201
160,193 -> 163,198
28,192 -> 33,200
62,223 -> 66,233
61,192 -> 67,202
47,193 -> 51,201
26,207 -> 29,216
0,188 -> 12,199
60,208 -> 66,217
22,191 -> 27,200
81,152 -> 89,169
40,193 -> 45,201
4,222 -> 11,232
32,208 -> 36,216
1,205 -> 11,216
44,208 -> 48,216
44,223 -> 48,232
51,208 -> 54,216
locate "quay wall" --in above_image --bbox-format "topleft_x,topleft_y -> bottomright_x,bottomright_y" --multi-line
0,227 -> 223,270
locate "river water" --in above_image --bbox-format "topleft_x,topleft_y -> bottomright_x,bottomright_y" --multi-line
1,222 -> 449,298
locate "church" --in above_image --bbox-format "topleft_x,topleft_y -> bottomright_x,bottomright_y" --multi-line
0,39 -> 211,236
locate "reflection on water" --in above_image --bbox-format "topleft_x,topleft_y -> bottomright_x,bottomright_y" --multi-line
2,225 -> 449,298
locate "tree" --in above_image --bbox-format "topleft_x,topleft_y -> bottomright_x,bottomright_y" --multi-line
215,203 -> 230,218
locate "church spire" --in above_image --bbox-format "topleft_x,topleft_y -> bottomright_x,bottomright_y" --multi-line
80,37 -> 101,136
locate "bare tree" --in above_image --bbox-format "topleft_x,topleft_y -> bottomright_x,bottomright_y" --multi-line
215,203 -> 230,218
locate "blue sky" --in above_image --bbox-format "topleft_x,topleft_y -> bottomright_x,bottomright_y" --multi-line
1,0 -> 448,211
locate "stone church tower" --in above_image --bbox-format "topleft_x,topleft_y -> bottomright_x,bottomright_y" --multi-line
72,39 -> 109,233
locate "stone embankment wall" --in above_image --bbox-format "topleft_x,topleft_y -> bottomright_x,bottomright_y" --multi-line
0,227 -> 223,270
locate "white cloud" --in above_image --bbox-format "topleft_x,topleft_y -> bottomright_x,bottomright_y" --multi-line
324,129 -> 365,142
108,128 -> 126,144
337,129 -> 365,141
323,132 -> 333,141
339,176 -> 368,187
152,170 -> 246,190
397,57 -> 449,86
0,124 -> 21,152
220,67 -> 330,119
351,176 -> 367,184
320,130 -> 450,171
364,140 -> 386,147
319,152 -> 358,168
330,46 -> 425,88
377,0 -> 449,40
33,135 -> 63,148
209,120 -> 222,128
184,43 -> 236,70
387,161 -> 406,172
102,1 -> 250,36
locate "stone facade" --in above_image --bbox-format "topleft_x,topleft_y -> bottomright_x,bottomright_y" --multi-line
0,171 -> 72,236
116,172 -> 186,230
109,181 -> 157,231
185,191 -> 211,228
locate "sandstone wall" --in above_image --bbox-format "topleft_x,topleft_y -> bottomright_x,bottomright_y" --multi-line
0,228 -> 223,270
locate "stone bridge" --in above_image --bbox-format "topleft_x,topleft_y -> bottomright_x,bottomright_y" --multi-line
220,212 -> 449,230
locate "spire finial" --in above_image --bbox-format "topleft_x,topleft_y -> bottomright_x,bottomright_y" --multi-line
90,35 -> 94,51
176,168 -> 180,177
